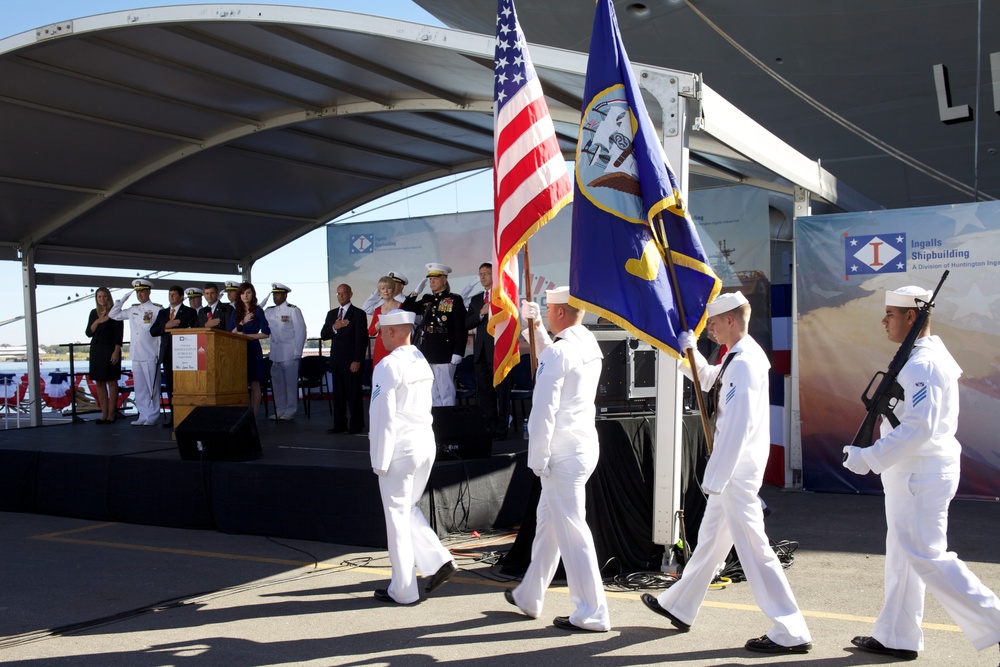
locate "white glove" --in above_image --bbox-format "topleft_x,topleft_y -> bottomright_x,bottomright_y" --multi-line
520,300 -> 540,322
532,467 -> 551,478
678,330 -> 697,352
118,291 -> 132,305
451,354 -> 462,365
842,446 -> 871,475
459,278 -> 478,301
413,277 -> 428,295
373,468 -> 387,477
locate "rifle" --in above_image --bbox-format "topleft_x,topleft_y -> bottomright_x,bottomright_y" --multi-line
850,270 -> 948,448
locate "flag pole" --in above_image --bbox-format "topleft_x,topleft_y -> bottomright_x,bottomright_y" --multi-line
522,242 -> 539,377
652,213 -> 715,454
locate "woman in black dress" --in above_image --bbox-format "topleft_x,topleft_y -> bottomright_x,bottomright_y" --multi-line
86,287 -> 124,424
229,282 -> 270,415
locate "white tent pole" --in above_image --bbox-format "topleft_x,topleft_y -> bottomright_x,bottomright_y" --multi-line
20,244 -> 42,426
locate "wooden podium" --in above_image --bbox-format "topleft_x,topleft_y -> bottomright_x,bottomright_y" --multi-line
170,328 -> 247,428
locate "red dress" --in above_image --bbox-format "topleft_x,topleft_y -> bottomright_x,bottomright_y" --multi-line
369,308 -> 388,367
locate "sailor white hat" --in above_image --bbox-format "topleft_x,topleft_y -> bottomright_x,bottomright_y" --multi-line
425,263 -> 452,277
707,291 -> 749,317
380,309 -> 416,326
185,287 -> 204,298
886,285 -> 932,308
546,286 -> 571,304
388,271 -> 409,286
132,279 -> 153,290
271,282 -> 291,293
224,280 -> 240,291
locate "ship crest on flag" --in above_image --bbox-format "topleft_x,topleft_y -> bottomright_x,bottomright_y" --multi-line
845,232 -> 906,277
579,92 -> 644,216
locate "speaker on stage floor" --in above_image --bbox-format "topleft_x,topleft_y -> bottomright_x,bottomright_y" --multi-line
174,406 -> 262,462
431,405 -> 492,460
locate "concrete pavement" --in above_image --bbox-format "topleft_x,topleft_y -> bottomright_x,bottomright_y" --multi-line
1,486 -> 999,666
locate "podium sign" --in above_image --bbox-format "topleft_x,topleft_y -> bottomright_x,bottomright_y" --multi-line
170,328 -> 247,429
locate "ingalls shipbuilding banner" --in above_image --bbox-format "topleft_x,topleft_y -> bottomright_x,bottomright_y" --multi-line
796,201 -> 1000,499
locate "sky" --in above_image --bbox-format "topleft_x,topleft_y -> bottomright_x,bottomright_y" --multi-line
0,1 -> 499,348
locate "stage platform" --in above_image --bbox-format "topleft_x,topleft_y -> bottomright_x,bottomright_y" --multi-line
0,411 -> 534,550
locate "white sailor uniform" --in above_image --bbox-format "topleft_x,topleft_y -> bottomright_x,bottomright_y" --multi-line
264,301 -> 306,420
369,344 -> 453,604
510,324 -> 611,632
657,335 -> 811,648
109,298 -> 163,424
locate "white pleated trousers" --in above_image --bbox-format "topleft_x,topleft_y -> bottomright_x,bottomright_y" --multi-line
429,364 -> 455,407
378,446 -> 452,604
875,468 -> 1000,652
270,359 -> 299,419
132,359 -> 161,423
512,449 -> 610,631
657,478 -> 810,646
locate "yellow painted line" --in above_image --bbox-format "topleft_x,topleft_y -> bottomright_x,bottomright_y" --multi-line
33,522 -> 118,539
30,525 -> 964,634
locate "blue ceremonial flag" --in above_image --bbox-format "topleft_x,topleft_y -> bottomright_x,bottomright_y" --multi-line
570,0 -> 719,359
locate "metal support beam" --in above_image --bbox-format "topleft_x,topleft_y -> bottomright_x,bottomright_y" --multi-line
20,244 -> 42,426
788,185 -> 810,488
646,70 -> 686,551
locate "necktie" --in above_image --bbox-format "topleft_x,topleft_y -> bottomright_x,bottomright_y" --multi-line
340,307 -> 346,320
169,307 -> 175,320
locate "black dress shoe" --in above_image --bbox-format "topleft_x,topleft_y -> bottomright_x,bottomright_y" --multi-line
640,593 -> 690,632
850,636 -> 917,660
552,616 -> 606,632
94,419 -> 107,425
745,634 -> 812,654
373,588 -> 397,603
326,427 -> 347,434
504,589 -> 517,607
425,560 -> 457,593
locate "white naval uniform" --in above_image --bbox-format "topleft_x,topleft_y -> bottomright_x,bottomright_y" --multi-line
511,324 -> 611,632
858,336 -> 1000,652
264,301 -> 306,420
657,335 -> 811,647
109,298 -> 163,424
369,345 -> 452,604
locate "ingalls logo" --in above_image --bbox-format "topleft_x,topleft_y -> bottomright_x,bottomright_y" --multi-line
844,233 -> 906,278
350,234 -> 374,254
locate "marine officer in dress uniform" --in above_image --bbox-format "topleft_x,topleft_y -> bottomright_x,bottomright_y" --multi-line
264,282 -> 307,421
369,308 -> 457,604
109,279 -> 164,426
842,285 -> 1000,661
362,270 -> 409,315
506,287 -> 611,632
641,291 -> 812,654
402,263 -> 467,407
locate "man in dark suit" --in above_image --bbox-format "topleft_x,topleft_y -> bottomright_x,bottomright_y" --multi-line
321,283 -> 369,434
465,262 -> 512,439
198,282 -> 234,330
149,284 -> 199,426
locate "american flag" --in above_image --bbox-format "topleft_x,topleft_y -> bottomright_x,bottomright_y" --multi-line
491,0 -> 572,385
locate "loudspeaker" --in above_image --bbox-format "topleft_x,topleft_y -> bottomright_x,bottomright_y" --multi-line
174,406 -> 262,461
431,405 -> 492,460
